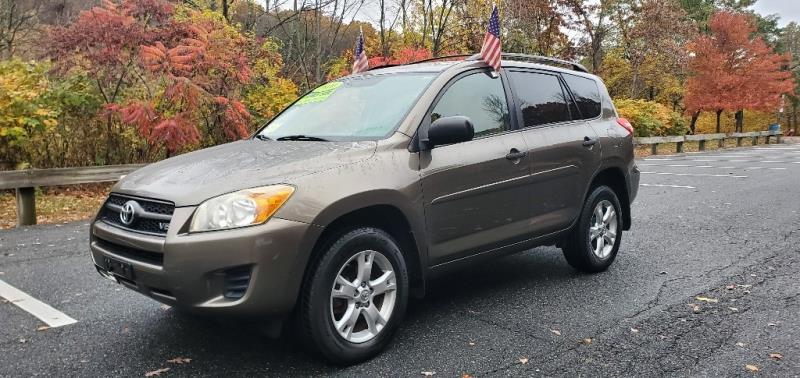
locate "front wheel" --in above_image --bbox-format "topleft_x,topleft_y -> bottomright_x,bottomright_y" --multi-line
562,185 -> 623,273
299,227 -> 409,365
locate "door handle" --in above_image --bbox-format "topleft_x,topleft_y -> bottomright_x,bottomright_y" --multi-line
505,148 -> 528,161
582,136 -> 599,147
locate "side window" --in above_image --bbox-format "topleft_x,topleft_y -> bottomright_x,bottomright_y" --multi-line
431,72 -> 510,138
508,71 -> 571,127
563,74 -> 602,119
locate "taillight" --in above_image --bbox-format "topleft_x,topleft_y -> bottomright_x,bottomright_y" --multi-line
617,118 -> 633,135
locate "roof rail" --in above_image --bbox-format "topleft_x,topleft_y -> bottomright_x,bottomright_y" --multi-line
367,54 -> 473,71
466,53 -> 589,73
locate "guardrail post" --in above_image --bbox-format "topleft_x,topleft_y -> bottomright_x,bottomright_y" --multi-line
765,135 -> 771,144
676,141 -> 684,153
752,136 -> 758,146
698,140 -> 706,151
15,187 -> 36,226
777,134 -> 782,144
651,143 -> 658,155
718,138 -> 725,148
736,137 -> 743,147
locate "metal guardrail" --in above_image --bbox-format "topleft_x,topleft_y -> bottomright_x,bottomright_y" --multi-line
1,164 -> 144,226
635,130 -> 783,155
0,130 -> 788,227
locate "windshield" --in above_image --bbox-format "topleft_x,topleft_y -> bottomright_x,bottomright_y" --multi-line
257,73 -> 436,141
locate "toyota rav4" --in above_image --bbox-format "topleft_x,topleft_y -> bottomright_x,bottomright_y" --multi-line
90,53 -> 639,364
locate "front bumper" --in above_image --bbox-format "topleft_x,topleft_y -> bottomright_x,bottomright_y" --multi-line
90,206 -> 320,317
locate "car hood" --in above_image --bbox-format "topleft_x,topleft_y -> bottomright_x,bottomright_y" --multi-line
114,139 -> 377,207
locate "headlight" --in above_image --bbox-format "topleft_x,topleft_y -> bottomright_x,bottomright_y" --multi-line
190,185 -> 295,232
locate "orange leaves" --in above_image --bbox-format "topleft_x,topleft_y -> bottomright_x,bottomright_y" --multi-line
686,11 -> 796,115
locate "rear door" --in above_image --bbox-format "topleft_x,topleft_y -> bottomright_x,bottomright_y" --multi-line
419,70 -> 531,266
507,69 -> 602,236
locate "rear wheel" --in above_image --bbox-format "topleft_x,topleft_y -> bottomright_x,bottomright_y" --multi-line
562,185 -> 622,273
299,227 -> 409,365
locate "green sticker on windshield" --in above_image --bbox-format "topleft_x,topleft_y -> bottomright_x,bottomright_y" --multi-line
296,81 -> 343,106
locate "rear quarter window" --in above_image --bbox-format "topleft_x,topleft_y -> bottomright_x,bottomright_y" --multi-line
563,74 -> 602,119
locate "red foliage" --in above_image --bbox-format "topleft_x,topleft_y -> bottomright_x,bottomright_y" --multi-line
48,1 -> 253,154
685,11 -> 795,115
134,17 -> 252,149
369,48 -> 433,67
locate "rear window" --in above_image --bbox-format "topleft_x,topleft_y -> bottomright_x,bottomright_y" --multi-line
507,71 -> 570,127
563,74 -> 602,119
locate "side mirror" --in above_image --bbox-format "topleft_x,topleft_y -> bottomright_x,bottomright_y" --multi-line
424,116 -> 475,149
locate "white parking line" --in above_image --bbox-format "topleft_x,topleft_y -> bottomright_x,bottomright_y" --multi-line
0,279 -> 77,328
638,163 -> 787,170
640,171 -> 748,178
640,184 -> 696,189
644,158 -> 800,164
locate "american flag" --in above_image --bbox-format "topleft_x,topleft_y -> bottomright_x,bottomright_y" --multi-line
352,28 -> 369,74
480,5 -> 502,72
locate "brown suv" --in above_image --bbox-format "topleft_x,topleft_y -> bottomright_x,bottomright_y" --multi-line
90,54 -> 639,364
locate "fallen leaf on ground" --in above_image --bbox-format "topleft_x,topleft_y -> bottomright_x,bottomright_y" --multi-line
122,327 -> 130,334
462,374 -> 473,378
579,338 -> 593,345
736,342 -> 746,347
18,338 -> 26,343
145,367 -> 170,377
36,325 -> 50,332
519,357 -> 529,364
468,341 -> 475,346
167,357 -> 191,364
688,304 -> 701,313
729,307 -> 739,312
695,296 -> 718,303
630,328 -> 639,334
745,364 -> 759,373
769,353 -> 783,361
550,329 -> 561,336
725,284 -> 736,290
767,322 -> 777,327
421,371 -> 436,376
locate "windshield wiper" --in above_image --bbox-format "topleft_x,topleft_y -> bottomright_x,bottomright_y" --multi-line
254,134 -> 272,141
276,135 -> 330,142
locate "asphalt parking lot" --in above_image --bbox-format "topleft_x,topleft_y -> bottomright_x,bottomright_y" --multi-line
1,144 -> 799,377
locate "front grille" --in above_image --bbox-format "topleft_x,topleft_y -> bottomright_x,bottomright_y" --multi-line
99,194 -> 175,236
95,238 -> 164,266
223,266 -> 253,300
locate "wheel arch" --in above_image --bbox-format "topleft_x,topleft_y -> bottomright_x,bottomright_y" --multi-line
587,167 -> 631,231
305,197 -> 427,298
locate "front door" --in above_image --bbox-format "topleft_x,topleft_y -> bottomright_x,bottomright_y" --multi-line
419,70 -> 531,266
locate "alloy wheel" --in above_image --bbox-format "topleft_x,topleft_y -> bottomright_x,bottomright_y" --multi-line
589,199 -> 618,259
330,250 -> 398,343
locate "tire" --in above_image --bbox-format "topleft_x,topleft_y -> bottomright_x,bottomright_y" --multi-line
562,185 -> 623,273
299,227 -> 409,365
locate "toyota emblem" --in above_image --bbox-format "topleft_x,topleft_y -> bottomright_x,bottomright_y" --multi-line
120,200 -> 137,226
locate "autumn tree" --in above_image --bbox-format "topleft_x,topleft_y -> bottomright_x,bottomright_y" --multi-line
685,11 -> 794,134
616,0 -> 696,104
779,22 -> 800,131
123,9 -> 256,155
0,0 -> 42,59
47,0 -> 178,163
504,0 -> 573,57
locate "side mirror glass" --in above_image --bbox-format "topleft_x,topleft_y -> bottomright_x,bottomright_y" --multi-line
424,116 -> 475,149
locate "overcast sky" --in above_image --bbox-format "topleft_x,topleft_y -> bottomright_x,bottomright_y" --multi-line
752,0 -> 800,26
